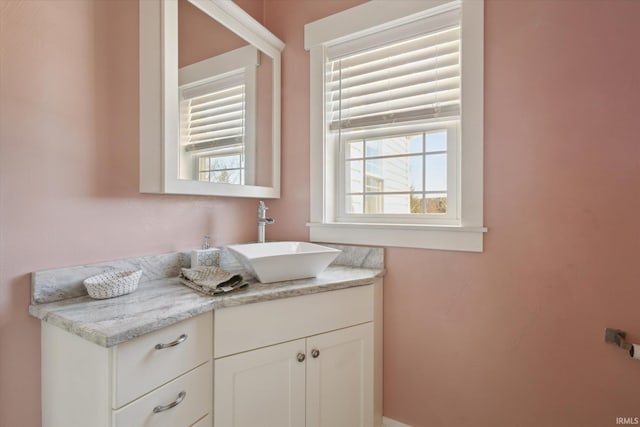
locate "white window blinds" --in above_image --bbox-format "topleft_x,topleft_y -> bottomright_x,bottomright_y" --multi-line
180,71 -> 245,153
326,7 -> 461,133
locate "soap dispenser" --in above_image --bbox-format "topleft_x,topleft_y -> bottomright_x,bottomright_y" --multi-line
191,235 -> 219,267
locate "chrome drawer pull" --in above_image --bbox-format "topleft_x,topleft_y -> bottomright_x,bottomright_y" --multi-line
153,391 -> 186,413
155,334 -> 188,350
297,352 -> 306,362
311,349 -> 320,358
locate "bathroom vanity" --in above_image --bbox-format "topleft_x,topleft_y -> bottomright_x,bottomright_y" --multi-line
29,246 -> 383,427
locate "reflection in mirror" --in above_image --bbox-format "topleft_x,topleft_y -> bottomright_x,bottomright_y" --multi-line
139,0 -> 283,197
177,0 -> 272,187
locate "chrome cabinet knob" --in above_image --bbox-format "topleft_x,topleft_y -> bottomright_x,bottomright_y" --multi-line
297,352 -> 306,362
311,349 -> 320,358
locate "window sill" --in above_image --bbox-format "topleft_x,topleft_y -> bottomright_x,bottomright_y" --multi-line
307,222 -> 487,252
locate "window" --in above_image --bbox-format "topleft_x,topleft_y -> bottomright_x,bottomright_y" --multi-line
198,152 -> 244,185
305,0 -> 485,251
177,45 -> 258,185
181,71 -> 247,185
340,128 -> 457,220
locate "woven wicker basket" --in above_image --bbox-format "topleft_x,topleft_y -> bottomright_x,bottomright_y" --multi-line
83,270 -> 142,299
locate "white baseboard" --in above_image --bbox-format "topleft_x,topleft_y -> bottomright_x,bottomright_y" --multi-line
383,416 -> 412,427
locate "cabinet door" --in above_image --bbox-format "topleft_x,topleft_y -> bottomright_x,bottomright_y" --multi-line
214,339 -> 306,427
306,323 -> 374,427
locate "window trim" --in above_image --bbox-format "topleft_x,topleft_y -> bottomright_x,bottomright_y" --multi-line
305,0 -> 485,252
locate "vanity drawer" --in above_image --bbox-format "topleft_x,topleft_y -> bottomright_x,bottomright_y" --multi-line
113,312 -> 212,408
214,284 -> 373,358
113,361 -> 212,427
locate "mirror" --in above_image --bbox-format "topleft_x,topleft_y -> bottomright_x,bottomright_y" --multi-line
140,0 -> 284,198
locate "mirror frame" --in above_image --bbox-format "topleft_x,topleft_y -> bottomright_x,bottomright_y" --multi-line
140,0 -> 285,198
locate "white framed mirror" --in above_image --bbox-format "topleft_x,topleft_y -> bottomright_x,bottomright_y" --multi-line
140,0 -> 284,198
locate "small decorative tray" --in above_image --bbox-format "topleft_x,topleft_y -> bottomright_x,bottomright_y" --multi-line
83,270 -> 143,300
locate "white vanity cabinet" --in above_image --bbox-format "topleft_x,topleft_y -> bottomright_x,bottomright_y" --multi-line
213,280 -> 383,427
38,277 -> 382,427
305,323 -> 374,427
41,312 -> 213,427
215,338 -> 307,427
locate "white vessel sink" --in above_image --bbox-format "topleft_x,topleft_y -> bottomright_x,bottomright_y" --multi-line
226,242 -> 341,283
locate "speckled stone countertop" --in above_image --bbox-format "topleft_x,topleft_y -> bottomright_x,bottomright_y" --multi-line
29,252 -> 383,347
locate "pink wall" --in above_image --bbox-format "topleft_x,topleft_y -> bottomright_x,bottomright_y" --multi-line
179,0 -> 265,67
0,1 -> 258,425
265,0 -> 640,426
179,0 -> 248,68
3,0 -> 640,426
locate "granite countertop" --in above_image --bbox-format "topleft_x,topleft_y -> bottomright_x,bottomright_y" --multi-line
29,265 -> 383,347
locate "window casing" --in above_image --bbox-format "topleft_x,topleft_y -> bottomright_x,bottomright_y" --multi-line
305,0 -> 485,251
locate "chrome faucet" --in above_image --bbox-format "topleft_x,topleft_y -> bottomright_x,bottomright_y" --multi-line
257,201 -> 274,243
